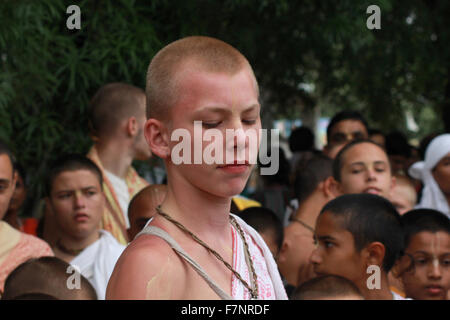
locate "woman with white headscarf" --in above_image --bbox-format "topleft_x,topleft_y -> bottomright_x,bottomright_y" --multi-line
408,134 -> 450,217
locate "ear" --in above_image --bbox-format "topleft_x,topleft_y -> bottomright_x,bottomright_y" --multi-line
322,176 -> 338,199
126,117 -> 138,137
277,238 -> 291,264
144,118 -> 170,159
328,176 -> 343,197
363,242 -> 386,269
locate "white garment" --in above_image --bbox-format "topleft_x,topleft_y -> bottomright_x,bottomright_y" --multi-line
105,170 -> 131,228
70,230 -> 126,299
392,291 -> 412,300
232,214 -> 288,300
408,134 -> 450,217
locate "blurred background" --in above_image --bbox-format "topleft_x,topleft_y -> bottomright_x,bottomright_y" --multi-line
1,0 -> 449,214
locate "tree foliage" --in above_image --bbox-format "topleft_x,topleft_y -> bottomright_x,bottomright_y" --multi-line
0,0 -> 449,213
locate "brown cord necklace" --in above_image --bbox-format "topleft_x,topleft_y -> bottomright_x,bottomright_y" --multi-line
155,205 -> 259,299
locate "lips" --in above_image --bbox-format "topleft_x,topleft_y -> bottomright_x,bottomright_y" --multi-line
217,164 -> 249,174
425,285 -> 444,296
364,187 -> 381,195
74,213 -> 89,222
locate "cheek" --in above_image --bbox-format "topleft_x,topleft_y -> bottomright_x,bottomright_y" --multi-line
434,168 -> 450,190
401,271 -> 424,291
340,175 -> 363,192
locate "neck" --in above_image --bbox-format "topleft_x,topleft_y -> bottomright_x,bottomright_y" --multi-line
56,230 -> 100,256
359,275 -> 394,300
294,192 -> 326,228
159,175 -> 232,243
95,140 -> 133,179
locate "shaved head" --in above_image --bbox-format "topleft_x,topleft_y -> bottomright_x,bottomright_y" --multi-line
2,257 -> 97,300
88,82 -> 146,138
145,36 -> 258,120
128,184 -> 167,240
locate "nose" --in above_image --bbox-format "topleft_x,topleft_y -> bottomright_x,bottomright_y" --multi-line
427,259 -> 442,279
73,191 -> 86,208
225,119 -> 249,157
367,168 -> 377,181
309,247 -> 322,266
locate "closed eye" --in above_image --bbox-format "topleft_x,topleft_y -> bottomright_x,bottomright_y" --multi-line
202,122 -> 221,128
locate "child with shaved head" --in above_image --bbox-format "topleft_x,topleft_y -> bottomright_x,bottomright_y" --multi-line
291,275 -> 364,300
127,184 -> 167,241
2,257 -> 97,300
310,193 -> 406,299
107,36 -> 287,300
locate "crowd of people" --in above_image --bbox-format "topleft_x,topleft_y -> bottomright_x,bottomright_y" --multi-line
0,36 -> 449,300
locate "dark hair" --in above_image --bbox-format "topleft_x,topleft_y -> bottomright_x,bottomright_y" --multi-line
291,275 -> 363,300
401,209 -> 450,249
0,139 -> 16,172
45,154 -> 103,197
320,193 -> 404,272
289,126 -> 315,152
326,110 -> 369,144
293,154 -> 333,204
332,139 -> 389,181
2,256 -> 97,300
238,207 -> 284,251
368,128 -> 384,137
385,131 -> 411,158
9,293 -> 59,300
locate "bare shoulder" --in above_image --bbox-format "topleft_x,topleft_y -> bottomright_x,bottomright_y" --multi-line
106,234 -> 186,300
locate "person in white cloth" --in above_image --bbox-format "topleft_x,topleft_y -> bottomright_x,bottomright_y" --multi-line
409,134 -> 450,218
106,36 -> 288,300
45,154 -> 125,299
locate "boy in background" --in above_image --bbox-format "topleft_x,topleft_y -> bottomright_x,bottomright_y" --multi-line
395,209 -> 449,300
310,193 -> 405,299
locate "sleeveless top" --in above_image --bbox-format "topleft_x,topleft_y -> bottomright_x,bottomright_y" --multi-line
135,218 -> 282,300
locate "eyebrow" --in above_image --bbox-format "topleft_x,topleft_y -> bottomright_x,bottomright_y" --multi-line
55,186 -> 99,193
0,179 -> 10,185
349,160 -> 386,166
193,104 -> 260,115
316,235 -> 337,242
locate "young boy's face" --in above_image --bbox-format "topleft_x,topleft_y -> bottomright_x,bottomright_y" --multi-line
49,169 -> 104,239
400,231 -> 450,300
328,119 -> 368,148
337,142 -> 394,200
310,211 -> 366,288
166,64 -> 261,198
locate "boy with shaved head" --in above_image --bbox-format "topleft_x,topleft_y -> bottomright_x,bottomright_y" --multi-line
0,141 -> 53,294
2,257 -> 97,300
127,184 -> 167,240
310,193 -> 406,299
87,83 -> 150,245
107,36 -> 287,300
